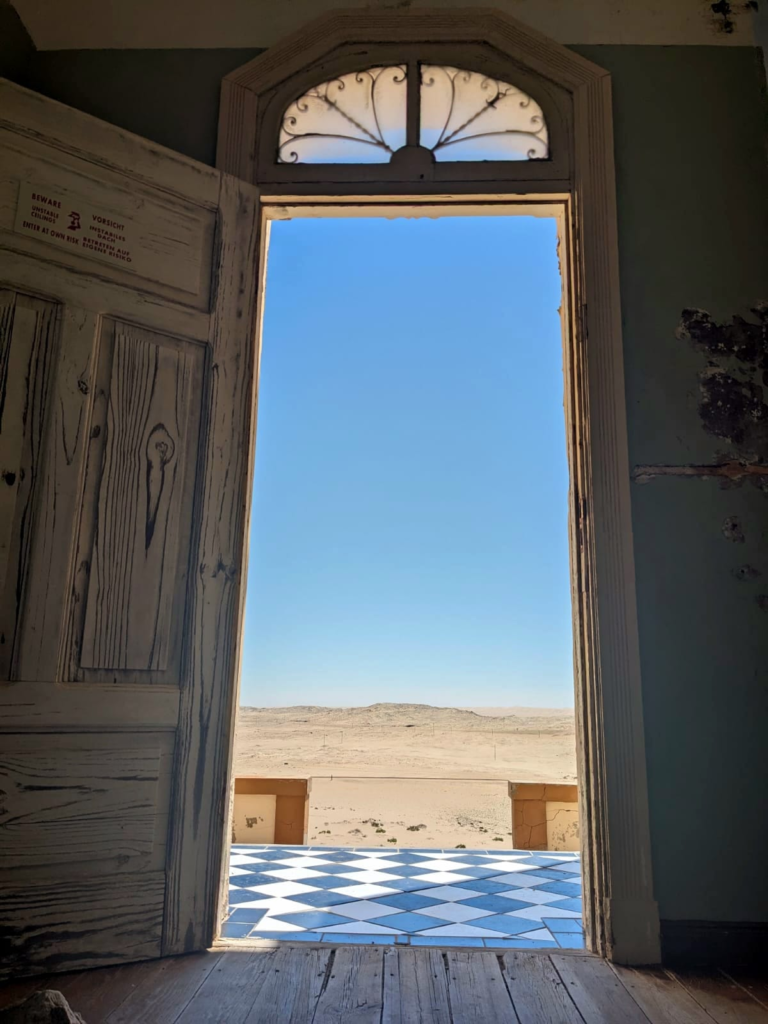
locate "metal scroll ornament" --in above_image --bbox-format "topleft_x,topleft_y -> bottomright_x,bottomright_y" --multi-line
278,63 -> 549,165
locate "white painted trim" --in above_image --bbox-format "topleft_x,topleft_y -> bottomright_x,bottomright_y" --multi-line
217,8 -> 660,964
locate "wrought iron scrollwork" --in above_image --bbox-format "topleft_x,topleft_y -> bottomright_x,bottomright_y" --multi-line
420,65 -> 548,161
278,66 -> 407,164
276,63 -> 548,164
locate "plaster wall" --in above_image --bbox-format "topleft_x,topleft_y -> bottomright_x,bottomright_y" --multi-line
2,2 -> 767,928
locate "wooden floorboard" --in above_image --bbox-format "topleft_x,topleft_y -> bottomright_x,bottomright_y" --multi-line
1,947 -> 767,1023
611,964 -> 716,1024
671,969 -> 768,1024
382,947 -> 452,1024
501,951 -> 585,1024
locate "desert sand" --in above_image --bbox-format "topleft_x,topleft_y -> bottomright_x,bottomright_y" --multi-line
234,703 -> 576,849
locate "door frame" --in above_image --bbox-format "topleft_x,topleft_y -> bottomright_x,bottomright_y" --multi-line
216,8 -> 660,964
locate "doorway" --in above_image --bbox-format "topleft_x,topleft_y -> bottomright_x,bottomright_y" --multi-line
224,203 -> 584,950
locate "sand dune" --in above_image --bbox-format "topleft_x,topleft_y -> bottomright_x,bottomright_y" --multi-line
234,702 -> 576,848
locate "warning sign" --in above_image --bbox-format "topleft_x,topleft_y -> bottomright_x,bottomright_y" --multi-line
15,182 -> 139,270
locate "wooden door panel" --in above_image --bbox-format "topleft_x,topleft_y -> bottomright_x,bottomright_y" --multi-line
0,288 -> 59,680
71,319 -> 205,683
0,872 -> 166,972
0,732 -> 174,873
0,79 -> 259,976
0,129 -> 217,309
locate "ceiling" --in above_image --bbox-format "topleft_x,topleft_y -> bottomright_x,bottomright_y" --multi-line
11,0 -> 756,50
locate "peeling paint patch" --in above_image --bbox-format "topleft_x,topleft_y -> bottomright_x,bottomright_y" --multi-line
677,305 -> 768,462
732,564 -> 761,581
631,460 -> 768,488
722,516 -> 745,542
709,0 -> 759,34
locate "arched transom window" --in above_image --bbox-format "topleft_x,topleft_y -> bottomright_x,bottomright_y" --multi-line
278,64 -> 549,164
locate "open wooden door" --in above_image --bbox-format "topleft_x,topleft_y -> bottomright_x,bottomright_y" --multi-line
0,80 -> 259,975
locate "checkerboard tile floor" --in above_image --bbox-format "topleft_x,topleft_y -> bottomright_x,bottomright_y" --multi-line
222,845 -> 584,949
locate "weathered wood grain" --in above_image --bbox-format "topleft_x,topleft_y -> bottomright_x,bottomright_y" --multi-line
672,970 -> 768,1024
445,950 -> 517,1023
0,743 -> 162,869
612,965 -> 720,1024
382,947 -> 452,1024
175,949 -> 277,1024
55,960 -> 162,1022
313,946 -> 384,1024
105,952 -> 223,1024
0,290 -> 58,680
243,946 -> 331,1024
0,872 -> 165,975
162,173 -> 260,955
501,951 -> 584,1024
78,323 -> 203,676
11,304 -> 98,682
0,79 -> 220,207
552,954 -> 649,1023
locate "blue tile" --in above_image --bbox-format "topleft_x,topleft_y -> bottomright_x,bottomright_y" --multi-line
309,851 -> 370,862
381,865 -> 437,879
385,877 -> 441,893
546,898 -> 583,914
229,887 -> 270,905
242,849 -> 299,861
410,936 -> 486,948
368,912 -> 451,933
298,874 -> 357,890
270,910 -> 354,930
247,931 -> 322,942
482,937 -> 559,949
230,873 -> 284,889
455,895 -> 532,914
377,853 -> 439,865
282,890 -> 360,909
369,893 -> 443,912
302,862 -> 368,875
321,934 -> 396,945
220,921 -> 256,939
556,933 -> 586,949
537,880 -> 582,898
447,879 -> 515,895
471,915 -> 541,935
453,866 -> 507,879
542,917 -> 584,933
516,868 -> 579,882
227,907 -> 269,924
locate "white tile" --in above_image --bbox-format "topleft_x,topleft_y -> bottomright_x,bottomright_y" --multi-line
337,870 -> 401,885
230,897 -> 317,916
244,881 -> 319,898
410,872 -> 472,884
412,886 -> 485,902
321,921 -> 402,935
500,888 -> 565,905
417,923 -> 504,938
332,883 -> 399,899
518,928 -> 555,941
482,861 -> 542,873
251,917 -> 304,932
272,856 -> 333,869
230,855 -> 267,866
409,859 -> 474,872
337,858 -> 401,871
508,905 -> 582,921
491,873 -> 555,888
328,901 -> 399,921
260,867 -> 324,881
228,866 -> 254,876
418,903 -> 494,923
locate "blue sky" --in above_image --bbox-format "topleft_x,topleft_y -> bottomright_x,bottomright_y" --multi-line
238,214 -> 573,708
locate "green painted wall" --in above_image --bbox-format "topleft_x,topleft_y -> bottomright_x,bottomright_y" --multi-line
3,34 -> 768,926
